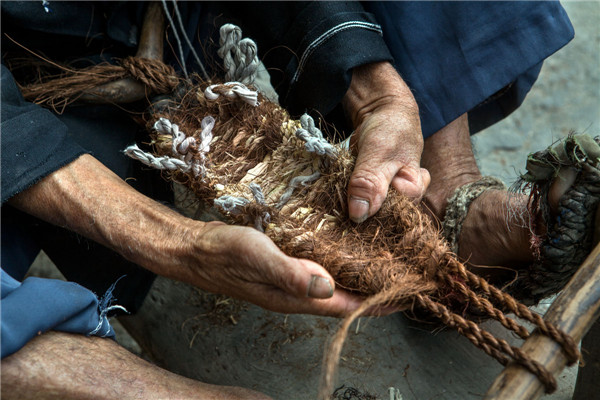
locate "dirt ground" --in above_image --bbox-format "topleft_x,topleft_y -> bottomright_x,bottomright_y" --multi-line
26,1 -> 599,399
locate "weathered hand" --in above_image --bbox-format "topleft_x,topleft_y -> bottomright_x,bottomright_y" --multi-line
342,62 -> 430,223
10,155 -> 364,318
183,222 -> 364,316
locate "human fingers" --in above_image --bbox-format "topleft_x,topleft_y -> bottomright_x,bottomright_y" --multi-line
391,166 -> 431,202
255,284 -> 365,317
228,227 -> 337,299
254,251 -> 403,316
259,287 -> 401,317
198,224 -> 341,302
347,115 -> 427,223
342,61 -> 426,223
264,256 -> 337,299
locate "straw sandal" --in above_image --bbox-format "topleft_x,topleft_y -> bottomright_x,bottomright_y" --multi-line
442,134 -> 600,305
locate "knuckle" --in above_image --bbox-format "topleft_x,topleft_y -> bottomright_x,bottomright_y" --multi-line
349,172 -> 385,196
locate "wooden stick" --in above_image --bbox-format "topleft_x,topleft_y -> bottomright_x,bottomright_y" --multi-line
484,241 -> 600,400
80,2 -> 165,103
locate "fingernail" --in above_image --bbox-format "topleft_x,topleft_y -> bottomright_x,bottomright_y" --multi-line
349,196 -> 370,223
307,275 -> 334,298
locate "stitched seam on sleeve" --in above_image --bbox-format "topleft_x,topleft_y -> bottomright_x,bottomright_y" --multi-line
291,21 -> 383,84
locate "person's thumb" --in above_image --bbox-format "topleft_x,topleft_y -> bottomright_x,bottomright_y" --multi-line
347,155 -> 399,223
275,257 -> 336,299
391,165 -> 430,202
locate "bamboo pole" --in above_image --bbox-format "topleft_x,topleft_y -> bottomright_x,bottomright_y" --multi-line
484,241 -> 600,400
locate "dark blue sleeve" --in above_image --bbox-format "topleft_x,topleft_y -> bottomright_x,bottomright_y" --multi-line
1,63 -> 88,203
221,2 -> 393,117
363,1 -> 575,138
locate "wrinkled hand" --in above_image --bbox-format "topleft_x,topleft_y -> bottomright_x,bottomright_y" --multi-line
10,154 -> 366,319
178,221 -> 365,316
342,62 -> 430,223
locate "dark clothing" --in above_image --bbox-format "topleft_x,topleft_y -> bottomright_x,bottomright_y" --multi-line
210,1 -> 394,116
1,64 -> 87,203
0,1 -> 574,357
363,1 -> 574,137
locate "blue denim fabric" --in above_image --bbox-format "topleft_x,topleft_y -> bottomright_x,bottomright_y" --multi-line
1,270 -> 117,359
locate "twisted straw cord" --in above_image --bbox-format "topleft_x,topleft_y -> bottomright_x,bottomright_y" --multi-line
21,56 -> 178,111
124,144 -> 191,173
204,82 -> 259,106
463,331 -> 510,365
295,114 -> 338,159
217,24 -> 242,81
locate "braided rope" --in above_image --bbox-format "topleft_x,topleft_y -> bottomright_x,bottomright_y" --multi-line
437,270 -> 530,340
121,57 -> 179,94
198,116 -> 215,155
214,183 -> 271,232
249,182 -> 266,205
217,24 -> 259,84
235,38 -> 259,84
248,183 -> 271,232
214,195 -> 251,215
21,56 -> 179,109
460,268 -> 581,364
436,256 -> 581,374
153,117 -> 214,178
124,144 -> 192,173
295,114 -> 338,159
217,24 -> 242,80
416,295 -> 558,393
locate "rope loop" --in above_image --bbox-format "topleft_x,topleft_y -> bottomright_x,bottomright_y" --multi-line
151,116 -> 214,178
214,195 -> 251,215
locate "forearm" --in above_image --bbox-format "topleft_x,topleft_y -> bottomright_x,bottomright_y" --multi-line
8,154 -> 201,282
7,154 -> 363,316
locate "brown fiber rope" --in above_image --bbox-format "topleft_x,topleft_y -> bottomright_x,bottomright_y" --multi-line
441,257 -> 580,366
415,295 -> 559,393
436,270 -> 531,339
20,56 -> 179,111
121,57 -> 179,94
460,268 -> 581,365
